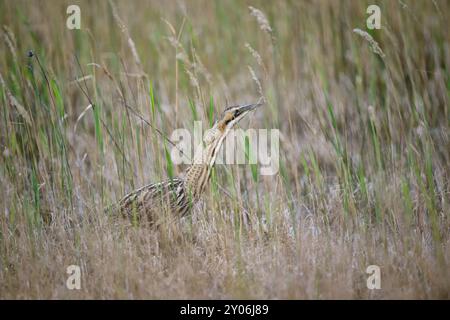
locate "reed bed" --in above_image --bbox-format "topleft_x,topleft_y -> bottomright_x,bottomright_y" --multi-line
0,0 -> 448,298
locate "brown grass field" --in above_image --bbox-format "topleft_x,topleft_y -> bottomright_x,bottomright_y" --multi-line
0,0 -> 449,299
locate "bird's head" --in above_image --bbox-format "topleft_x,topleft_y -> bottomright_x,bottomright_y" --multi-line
203,102 -> 263,147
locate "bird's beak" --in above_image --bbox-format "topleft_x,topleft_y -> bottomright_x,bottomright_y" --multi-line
238,102 -> 264,114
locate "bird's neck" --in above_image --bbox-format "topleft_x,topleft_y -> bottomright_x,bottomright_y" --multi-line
184,139 -> 221,199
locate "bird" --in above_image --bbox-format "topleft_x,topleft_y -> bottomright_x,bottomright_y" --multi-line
109,102 -> 263,225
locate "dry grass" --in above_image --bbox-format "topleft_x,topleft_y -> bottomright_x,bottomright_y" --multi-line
0,0 -> 449,299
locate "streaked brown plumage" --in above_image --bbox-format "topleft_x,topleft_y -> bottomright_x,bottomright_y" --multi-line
110,103 -> 262,224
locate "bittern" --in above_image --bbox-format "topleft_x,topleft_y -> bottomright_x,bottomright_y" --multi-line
111,102 -> 263,224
